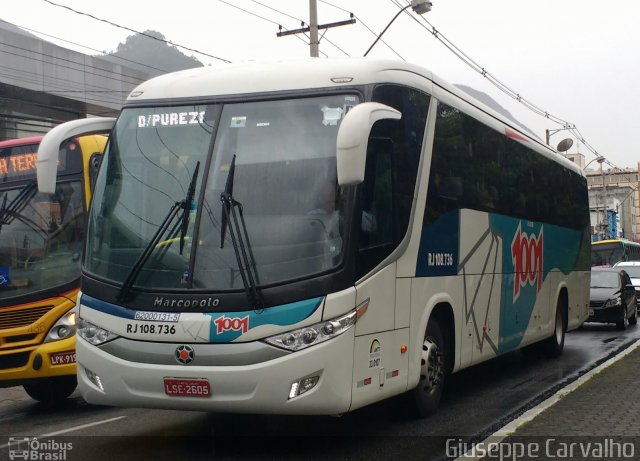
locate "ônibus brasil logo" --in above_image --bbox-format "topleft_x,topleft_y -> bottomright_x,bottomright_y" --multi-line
214,315 -> 249,335
511,223 -> 543,302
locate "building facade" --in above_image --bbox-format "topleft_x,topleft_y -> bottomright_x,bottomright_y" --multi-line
568,153 -> 640,242
0,20 -> 149,139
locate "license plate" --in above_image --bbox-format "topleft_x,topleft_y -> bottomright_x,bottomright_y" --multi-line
49,351 -> 76,366
589,308 -> 594,317
164,378 -> 211,397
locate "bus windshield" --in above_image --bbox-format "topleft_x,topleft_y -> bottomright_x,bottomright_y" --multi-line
0,181 -> 85,299
86,94 -> 358,291
591,242 -> 623,267
0,140 -> 86,301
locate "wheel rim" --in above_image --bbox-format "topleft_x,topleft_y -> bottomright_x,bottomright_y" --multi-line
554,309 -> 563,344
419,337 -> 443,395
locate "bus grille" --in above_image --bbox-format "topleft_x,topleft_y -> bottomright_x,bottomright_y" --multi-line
0,305 -> 53,329
0,351 -> 30,369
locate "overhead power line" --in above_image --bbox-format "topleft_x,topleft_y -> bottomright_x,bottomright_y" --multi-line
41,0 -> 232,63
319,0 -> 405,60
216,0 -> 327,57
389,0 -> 606,164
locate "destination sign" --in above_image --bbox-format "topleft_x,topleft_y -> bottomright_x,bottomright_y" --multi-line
0,152 -> 37,177
0,143 -> 71,181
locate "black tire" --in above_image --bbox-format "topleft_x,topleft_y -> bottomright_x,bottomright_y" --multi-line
412,319 -> 446,417
616,305 -> 629,330
629,307 -> 638,326
543,296 -> 566,358
23,376 -> 77,404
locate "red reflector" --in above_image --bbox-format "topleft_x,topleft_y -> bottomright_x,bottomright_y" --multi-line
363,377 -> 372,386
391,370 -> 399,377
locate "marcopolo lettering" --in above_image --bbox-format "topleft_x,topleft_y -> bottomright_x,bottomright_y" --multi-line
153,296 -> 220,309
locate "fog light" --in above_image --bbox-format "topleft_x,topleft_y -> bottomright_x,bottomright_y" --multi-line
288,373 -> 321,400
85,367 -> 104,391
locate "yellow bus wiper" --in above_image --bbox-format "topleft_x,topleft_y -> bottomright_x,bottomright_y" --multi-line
220,155 -> 264,308
0,181 -> 37,229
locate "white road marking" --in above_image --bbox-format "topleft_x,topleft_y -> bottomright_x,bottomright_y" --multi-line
0,415 -> 127,448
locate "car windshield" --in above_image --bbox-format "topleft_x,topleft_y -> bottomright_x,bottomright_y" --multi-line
85,94 -> 358,291
590,271 -> 620,289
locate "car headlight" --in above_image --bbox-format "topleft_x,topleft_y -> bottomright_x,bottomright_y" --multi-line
264,299 -> 369,352
44,309 -> 77,343
604,297 -> 622,308
77,317 -> 119,345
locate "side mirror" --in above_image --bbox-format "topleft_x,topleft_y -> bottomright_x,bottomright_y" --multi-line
88,153 -> 104,193
37,117 -> 116,194
336,102 -> 401,186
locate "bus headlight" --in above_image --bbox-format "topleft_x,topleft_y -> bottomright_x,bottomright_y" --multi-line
264,300 -> 368,351
44,310 -> 77,343
77,317 -> 119,346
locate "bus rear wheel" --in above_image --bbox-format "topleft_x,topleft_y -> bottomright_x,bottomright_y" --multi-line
413,319 -> 446,417
543,296 -> 566,358
23,376 -> 77,404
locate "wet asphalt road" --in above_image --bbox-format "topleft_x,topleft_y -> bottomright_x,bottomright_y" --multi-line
1,322 -> 638,461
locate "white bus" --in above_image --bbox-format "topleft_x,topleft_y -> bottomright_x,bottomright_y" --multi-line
37,59 -> 590,416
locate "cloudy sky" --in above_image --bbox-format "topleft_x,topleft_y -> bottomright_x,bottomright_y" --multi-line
2,0 -> 639,169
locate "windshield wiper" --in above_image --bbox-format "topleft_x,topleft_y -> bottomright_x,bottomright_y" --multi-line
0,181 -> 37,230
220,155 -> 264,308
118,164 -> 201,303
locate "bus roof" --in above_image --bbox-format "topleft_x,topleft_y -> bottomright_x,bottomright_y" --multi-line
125,58 -> 582,176
127,58 -> 429,103
593,239 -> 640,246
0,136 -> 42,148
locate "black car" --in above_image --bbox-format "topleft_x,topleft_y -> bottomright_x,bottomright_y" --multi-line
589,267 -> 638,329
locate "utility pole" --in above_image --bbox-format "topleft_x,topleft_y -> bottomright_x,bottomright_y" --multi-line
277,0 -> 355,58
309,0 -> 319,58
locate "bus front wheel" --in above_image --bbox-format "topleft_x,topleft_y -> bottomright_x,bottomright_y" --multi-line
413,319 -> 446,417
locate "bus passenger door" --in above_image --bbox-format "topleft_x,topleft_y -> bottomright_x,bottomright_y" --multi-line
351,263 -> 410,411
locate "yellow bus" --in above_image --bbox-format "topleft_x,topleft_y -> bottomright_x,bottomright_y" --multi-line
591,239 -> 640,267
0,134 -> 105,403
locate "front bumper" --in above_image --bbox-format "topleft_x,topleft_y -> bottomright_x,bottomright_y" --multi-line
588,304 -> 625,324
0,336 -> 76,386
77,328 -> 355,415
